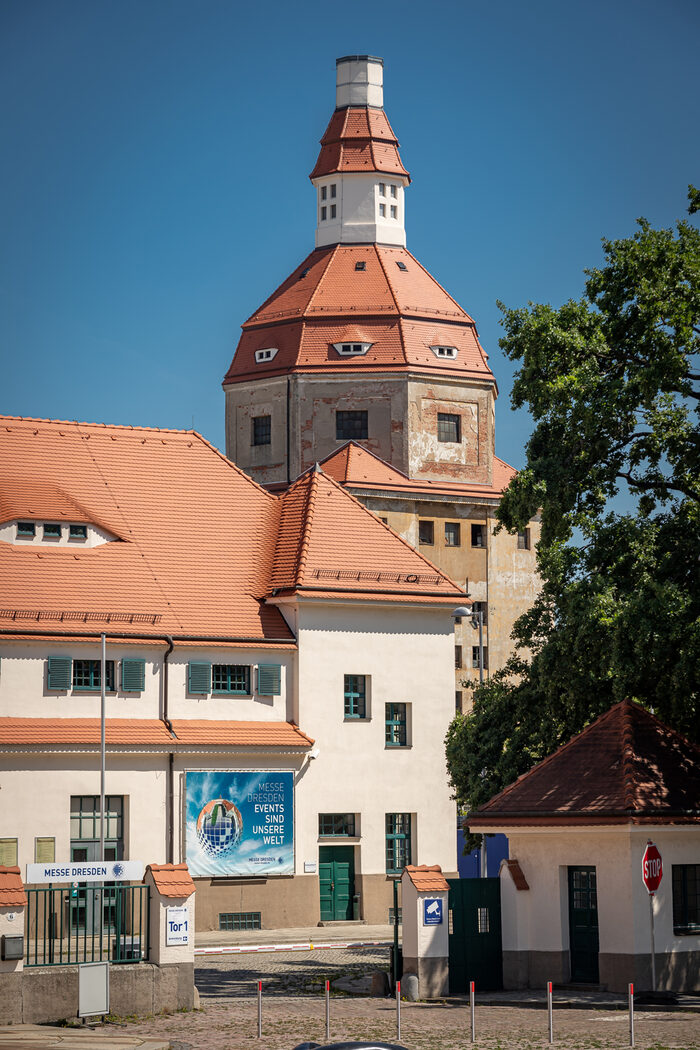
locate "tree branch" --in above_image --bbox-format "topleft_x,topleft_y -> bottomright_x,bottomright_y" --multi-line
617,471 -> 700,502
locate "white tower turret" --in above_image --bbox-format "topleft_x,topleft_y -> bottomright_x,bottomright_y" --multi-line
310,56 -> 410,248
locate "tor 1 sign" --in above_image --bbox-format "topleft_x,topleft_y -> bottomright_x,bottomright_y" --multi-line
166,906 -> 190,946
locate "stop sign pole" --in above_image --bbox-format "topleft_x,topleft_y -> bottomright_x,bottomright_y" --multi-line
642,841 -> 663,992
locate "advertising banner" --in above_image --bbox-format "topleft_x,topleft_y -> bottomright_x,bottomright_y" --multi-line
185,770 -> 294,876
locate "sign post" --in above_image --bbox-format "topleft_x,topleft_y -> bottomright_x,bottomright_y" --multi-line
641,841 -> 663,991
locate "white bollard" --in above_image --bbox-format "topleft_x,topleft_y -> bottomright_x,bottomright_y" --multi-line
257,980 -> 262,1039
325,979 -> 330,1041
470,980 -> 475,1043
396,979 -> 401,1042
629,983 -> 635,1046
547,981 -> 553,1043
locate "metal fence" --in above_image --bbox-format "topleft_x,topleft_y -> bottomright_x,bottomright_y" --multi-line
25,884 -> 150,967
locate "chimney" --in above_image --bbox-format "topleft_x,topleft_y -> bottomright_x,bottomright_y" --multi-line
335,55 -> 383,110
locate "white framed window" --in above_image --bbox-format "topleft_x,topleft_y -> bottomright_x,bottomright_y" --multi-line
430,345 -> 458,359
390,185 -> 397,198
333,342 -> 372,356
330,184 -> 336,198
379,203 -> 386,217
378,182 -> 386,196
321,186 -> 327,201
390,206 -> 397,219
254,348 -> 279,363
321,206 -> 327,221
330,204 -> 337,219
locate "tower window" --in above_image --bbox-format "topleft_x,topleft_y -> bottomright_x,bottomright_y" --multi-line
321,206 -> 327,220
321,186 -> 327,201
330,184 -> 337,198
334,341 -> 371,356
336,410 -> 368,440
445,522 -> 460,547
252,416 -> 272,446
471,524 -> 487,548
437,413 -> 461,443
517,529 -> 531,550
390,185 -> 397,198
378,182 -> 386,196
379,203 -> 386,217
430,345 -> 458,359
391,206 -> 397,219
418,520 -> 434,545
255,347 -> 279,363
330,204 -> 337,219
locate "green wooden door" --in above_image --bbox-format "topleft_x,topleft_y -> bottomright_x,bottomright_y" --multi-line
447,878 -> 503,992
319,846 -> 354,921
568,866 -> 599,983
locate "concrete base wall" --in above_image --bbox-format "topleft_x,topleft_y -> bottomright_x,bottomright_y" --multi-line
503,949 -> 700,994
502,950 -> 569,990
599,950 -> 700,994
0,962 -> 195,1025
402,955 -> 448,999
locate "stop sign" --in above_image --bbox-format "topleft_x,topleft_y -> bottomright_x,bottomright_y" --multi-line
642,841 -> 663,893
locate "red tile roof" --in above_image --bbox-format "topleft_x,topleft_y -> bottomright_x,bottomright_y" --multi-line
0,866 -> 27,907
270,466 -> 465,603
223,245 -> 494,385
0,718 -> 313,750
310,107 -> 410,180
468,699 -> 700,828
317,442 -> 517,499
404,865 -> 450,892
170,720 -> 313,748
0,417 -> 290,642
0,478 -> 116,536
146,863 -> 195,898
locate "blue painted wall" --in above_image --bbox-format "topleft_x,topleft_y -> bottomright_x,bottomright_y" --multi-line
457,830 -> 509,878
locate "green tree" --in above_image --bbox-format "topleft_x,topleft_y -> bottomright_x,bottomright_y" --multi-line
446,189 -> 700,819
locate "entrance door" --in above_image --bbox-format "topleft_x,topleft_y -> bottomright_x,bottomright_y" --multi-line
447,877 -> 503,992
319,846 -> 354,921
568,866 -> 599,983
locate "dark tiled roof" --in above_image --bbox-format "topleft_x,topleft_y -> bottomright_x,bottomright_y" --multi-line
468,699 -> 700,827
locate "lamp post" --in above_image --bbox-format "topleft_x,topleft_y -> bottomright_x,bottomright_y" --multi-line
452,604 -> 486,877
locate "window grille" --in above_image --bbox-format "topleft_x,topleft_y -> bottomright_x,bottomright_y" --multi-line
344,675 -> 367,718
252,415 -> 271,446
318,813 -> 356,837
336,410 -> 368,440
385,813 -> 411,873
73,659 -> 115,691
219,912 -> 261,931
385,703 -> 407,747
437,413 -> 460,442
212,664 -> 250,694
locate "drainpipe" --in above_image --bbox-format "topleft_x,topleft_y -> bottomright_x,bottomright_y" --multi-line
162,637 -> 175,864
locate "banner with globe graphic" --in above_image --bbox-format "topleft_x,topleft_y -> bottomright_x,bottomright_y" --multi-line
185,770 -> 294,876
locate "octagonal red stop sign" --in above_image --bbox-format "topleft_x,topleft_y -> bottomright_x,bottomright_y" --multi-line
642,841 -> 663,893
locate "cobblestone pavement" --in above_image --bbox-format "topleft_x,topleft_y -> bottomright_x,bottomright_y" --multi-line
113,948 -> 700,1050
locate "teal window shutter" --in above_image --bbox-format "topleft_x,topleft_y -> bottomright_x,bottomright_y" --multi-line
257,664 -> 281,695
121,659 -> 146,692
48,657 -> 72,690
188,661 -> 211,694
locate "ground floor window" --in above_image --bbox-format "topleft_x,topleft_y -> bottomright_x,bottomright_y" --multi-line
319,813 -> 356,837
673,864 -> 700,934
385,813 -> 411,873
70,795 -> 123,841
219,911 -> 261,931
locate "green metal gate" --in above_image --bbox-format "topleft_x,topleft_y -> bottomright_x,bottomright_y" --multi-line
319,846 -> 354,921
25,884 -> 150,967
568,866 -> 599,983
447,878 -> 503,992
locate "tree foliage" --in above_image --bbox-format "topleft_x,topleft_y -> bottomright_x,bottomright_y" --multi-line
446,190 -> 700,820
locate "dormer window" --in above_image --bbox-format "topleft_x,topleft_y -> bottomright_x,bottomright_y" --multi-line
430,345 -> 458,359
69,525 -> 87,540
333,342 -> 372,357
43,523 -> 61,540
255,348 -> 279,364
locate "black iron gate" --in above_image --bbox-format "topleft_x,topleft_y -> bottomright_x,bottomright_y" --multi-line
447,877 -> 503,992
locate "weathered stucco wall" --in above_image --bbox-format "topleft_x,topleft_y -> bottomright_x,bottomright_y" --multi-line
406,377 -> 495,484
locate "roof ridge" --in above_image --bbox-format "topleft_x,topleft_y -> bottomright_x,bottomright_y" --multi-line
402,249 -> 471,321
0,415 -> 198,436
319,440 -> 411,482
294,469 -> 321,588
305,244 -> 340,315
310,468 -> 466,594
620,699 -> 638,810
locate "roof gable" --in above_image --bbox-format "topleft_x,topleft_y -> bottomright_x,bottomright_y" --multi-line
468,699 -> 700,827
270,466 -> 464,602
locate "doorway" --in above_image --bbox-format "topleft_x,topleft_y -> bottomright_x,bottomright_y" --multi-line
319,846 -> 355,921
568,866 -> 599,983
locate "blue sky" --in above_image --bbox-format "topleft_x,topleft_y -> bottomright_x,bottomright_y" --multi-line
2,0 -> 698,469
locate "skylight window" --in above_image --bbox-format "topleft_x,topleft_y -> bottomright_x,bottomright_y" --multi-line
255,348 -> 279,363
333,342 -> 372,357
430,345 -> 458,359
300,268 -> 310,278
396,261 -> 408,271
355,261 -> 366,271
